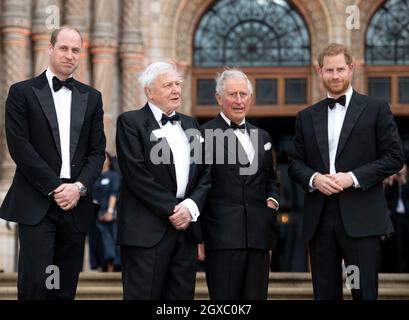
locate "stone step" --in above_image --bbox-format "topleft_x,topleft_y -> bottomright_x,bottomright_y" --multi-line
1,272 -> 409,300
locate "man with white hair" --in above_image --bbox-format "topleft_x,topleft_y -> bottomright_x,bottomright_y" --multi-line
116,61 -> 211,299
201,69 -> 280,299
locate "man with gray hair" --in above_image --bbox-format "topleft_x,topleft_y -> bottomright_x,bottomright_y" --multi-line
116,61 -> 211,299
201,69 -> 280,299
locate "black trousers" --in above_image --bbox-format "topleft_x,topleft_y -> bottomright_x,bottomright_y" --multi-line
391,213 -> 409,272
18,202 -> 86,300
308,195 -> 381,300
120,224 -> 197,300
205,248 -> 270,300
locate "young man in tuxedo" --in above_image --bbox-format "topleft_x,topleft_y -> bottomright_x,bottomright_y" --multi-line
0,26 -> 106,299
289,43 -> 404,299
201,69 -> 280,300
116,62 -> 211,299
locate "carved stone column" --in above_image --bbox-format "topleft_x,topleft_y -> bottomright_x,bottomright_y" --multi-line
32,0 -> 61,76
64,0 -> 91,84
120,0 -> 144,113
1,0 -> 31,187
90,0 -> 118,154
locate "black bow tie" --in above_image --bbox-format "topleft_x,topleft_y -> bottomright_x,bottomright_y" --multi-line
161,113 -> 180,126
52,76 -> 74,92
230,122 -> 246,131
326,95 -> 346,109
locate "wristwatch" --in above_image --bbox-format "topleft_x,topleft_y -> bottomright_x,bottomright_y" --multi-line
74,182 -> 87,196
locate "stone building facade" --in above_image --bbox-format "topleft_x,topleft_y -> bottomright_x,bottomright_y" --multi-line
0,0 -> 406,271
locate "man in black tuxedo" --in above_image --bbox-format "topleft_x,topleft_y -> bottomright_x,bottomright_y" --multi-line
289,43 -> 404,299
116,61 -> 211,299
384,164 -> 409,272
0,26 -> 106,299
201,69 -> 280,300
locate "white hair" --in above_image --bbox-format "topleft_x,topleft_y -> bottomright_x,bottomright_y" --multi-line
215,69 -> 253,96
138,61 -> 182,88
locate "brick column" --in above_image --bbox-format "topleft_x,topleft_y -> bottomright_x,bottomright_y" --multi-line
90,0 -> 118,154
1,0 -> 31,187
119,0 -> 144,113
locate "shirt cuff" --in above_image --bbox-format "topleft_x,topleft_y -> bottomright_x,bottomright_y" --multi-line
180,198 -> 200,222
348,172 -> 360,188
309,172 -> 319,192
267,197 -> 279,210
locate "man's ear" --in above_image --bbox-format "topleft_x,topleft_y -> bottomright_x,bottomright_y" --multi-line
215,92 -> 223,106
145,87 -> 152,100
48,43 -> 53,56
315,64 -> 323,79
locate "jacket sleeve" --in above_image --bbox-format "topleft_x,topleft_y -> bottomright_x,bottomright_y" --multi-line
288,112 -> 317,192
352,102 -> 404,190
5,84 -> 62,196
75,92 -> 106,191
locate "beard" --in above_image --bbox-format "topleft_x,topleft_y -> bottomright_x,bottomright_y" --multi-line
323,78 -> 350,96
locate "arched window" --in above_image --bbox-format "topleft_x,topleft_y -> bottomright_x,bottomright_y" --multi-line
192,0 -> 311,117
365,0 -> 409,111
194,0 -> 310,67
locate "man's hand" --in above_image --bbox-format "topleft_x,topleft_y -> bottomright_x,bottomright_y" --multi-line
198,243 -> 205,261
99,212 -> 114,222
53,183 -> 81,211
267,200 -> 278,210
169,203 -> 192,230
313,173 -> 344,196
327,172 -> 354,189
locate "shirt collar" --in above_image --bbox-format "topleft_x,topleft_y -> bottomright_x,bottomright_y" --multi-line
148,102 -> 176,124
220,111 -> 245,126
327,86 -> 353,108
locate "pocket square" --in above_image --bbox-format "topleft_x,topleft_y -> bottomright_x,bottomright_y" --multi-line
264,142 -> 272,151
152,128 -> 165,139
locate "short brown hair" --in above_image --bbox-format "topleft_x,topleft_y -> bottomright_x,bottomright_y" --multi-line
317,43 -> 353,68
50,26 -> 83,46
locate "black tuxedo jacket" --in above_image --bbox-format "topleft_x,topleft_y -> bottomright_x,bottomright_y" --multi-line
115,104 -> 211,247
201,115 -> 280,251
0,71 -> 106,232
289,90 -> 404,241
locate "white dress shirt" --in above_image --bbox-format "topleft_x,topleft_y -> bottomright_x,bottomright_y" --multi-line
46,68 -> 72,179
309,86 -> 360,189
220,112 -> 279,209
149,103 -> 200,221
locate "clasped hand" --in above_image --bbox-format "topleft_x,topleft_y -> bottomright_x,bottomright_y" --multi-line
314,172 -> 354,196
169,203 -> 191,230
53,183 -> 81,211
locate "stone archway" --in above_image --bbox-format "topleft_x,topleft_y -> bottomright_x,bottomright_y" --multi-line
158,0 -> 331,113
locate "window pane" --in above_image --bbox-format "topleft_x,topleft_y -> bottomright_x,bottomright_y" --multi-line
255,79 -> 277,105
285,79 -> 307,104
193,0 -> 310,67
367,77 -> 391,102
197,79 -> 216,105
399,77 -> 409,103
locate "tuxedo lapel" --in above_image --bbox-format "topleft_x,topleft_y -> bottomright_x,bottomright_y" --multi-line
180,116 -> 197,192
245,125 -> 263,184
335,91 -> 367,160
32,74 -> 62,159
143,105 -> 177,185
70,85 -> 88,161
312,101 -> 330,172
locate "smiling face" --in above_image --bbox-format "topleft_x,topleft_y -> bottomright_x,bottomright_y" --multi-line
216,76 -> 251,124
48,28 -> 82,80
146,71 -> 182,115
318,53 -> 354,98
